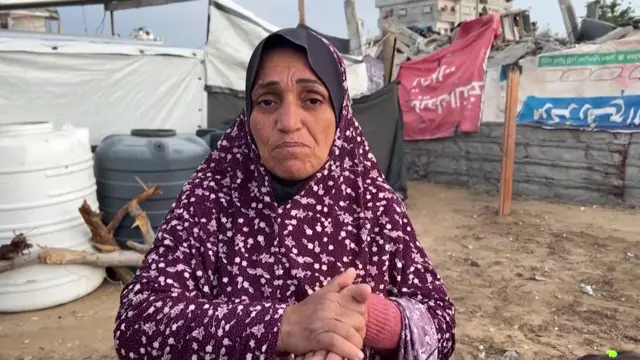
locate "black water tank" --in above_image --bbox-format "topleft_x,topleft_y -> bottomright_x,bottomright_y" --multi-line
195,128 -> 226,150
94,129 -> 210,248
577,18 -> 616,42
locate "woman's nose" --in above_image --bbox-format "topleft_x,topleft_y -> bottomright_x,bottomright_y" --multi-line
276,100 -> 303,132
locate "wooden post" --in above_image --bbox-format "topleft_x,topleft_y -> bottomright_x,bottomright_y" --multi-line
298,0 -> 306,25
382,23 -> 397,84
110,11 -> 115,36
344,0 -> 366,56
498,64 -> 521,216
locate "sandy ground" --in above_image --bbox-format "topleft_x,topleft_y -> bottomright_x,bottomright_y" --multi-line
0,182 -> 638,360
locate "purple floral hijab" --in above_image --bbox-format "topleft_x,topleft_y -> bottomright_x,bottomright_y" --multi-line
114,28 -> 455,360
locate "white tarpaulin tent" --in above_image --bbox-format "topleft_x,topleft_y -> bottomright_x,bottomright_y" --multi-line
0,31 -> 207,145
205,0 -> 371,98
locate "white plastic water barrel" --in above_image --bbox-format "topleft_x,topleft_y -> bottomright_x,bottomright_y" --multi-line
0,122 -> 105,313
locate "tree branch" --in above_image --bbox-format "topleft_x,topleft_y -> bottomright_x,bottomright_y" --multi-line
0,180 -> 161,285
105,184 -> 162,237
0,247 -> 145,274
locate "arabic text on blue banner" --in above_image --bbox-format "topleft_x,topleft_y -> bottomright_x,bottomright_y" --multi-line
517,95 -> 640,130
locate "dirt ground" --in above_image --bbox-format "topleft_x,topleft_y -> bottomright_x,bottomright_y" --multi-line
1,182 -> 638,360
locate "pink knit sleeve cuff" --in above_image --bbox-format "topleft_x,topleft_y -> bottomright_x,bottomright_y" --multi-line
364,293 -> 403,350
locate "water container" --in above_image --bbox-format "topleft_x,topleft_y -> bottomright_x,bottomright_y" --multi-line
0,122 -> 105,313
195,128 -> 226,151
94,129 -> 210,248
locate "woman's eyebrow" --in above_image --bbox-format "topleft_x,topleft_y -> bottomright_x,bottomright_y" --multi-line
254,80 -> 281,92
252,78 -> 324,96
296,78 -> 323,87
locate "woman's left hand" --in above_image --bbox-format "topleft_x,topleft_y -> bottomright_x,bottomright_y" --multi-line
293,282 -> 371,360
294,350 -> 344,360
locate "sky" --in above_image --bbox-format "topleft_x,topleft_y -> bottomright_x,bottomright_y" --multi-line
55,0 -> 617,49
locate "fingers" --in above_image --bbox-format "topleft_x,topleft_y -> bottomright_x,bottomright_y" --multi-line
335,285 -> 369,318
343,283 -> 371,304
308,350 -> 328,360
296,351 -> 330,360
315,331 -> 364,360
322,268 -> 357,293
318,319 -> 364,351
332,303 -> 366,337
326,352 -> 345,360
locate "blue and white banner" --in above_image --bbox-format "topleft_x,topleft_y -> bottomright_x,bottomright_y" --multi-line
518,94 -> 640,129
481,37 -> 640,132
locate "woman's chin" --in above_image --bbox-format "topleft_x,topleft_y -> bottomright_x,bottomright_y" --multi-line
272,161 -> 315,181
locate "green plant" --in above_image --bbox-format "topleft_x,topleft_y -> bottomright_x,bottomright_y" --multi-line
597,0 -> 636,26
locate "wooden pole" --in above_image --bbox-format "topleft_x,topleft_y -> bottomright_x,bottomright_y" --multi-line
110,11 -> 115,36
498,64 -> 521,216
382,23 -> 397,84
344,0 -> 365,56
298,0 -> 306,25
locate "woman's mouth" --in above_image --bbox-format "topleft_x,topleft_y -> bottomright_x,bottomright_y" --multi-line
276,141 -> 308,149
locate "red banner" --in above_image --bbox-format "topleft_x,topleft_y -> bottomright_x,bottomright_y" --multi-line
398,14 -> 501,141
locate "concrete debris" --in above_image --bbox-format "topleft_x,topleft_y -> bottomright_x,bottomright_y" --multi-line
383,9 -> 639,77
503,350 -> 520,360
396,26 -> 451,58
487,34 -> 570,68
578,18 -> 617,42
581,284 -> 595,296
399,31 -> 567,68
487,42 -> 538,69
397,10 -> 568,66
415,34 -> 452,55
591,25 -> 639,44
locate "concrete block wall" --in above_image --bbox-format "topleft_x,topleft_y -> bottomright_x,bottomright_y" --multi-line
625,135 -> 640,206
405,124 -> 639,207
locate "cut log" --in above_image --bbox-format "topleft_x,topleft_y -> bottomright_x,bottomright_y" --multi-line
0,247 -> 144,274
39,247 -> 144,267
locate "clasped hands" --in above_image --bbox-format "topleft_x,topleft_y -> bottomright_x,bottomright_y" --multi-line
277,268 -> 371,360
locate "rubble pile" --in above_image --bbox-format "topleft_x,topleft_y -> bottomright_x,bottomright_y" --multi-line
370,8 -> 638,81
487,34 -> 570,68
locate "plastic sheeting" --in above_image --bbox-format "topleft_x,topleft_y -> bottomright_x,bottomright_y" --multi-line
205,0 -> 371,98
0,31 -> 207,145
352,82 -> 407,198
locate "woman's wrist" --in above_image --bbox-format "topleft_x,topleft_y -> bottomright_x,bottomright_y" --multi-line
364,294 -> 403,350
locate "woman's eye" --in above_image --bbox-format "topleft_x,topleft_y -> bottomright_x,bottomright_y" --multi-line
258,99 -> 276,107
306,98 -> 323,106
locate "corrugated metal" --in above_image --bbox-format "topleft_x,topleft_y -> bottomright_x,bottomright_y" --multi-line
0,121 -> 104,313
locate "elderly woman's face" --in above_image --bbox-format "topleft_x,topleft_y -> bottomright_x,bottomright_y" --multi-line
249,47 -> 337,181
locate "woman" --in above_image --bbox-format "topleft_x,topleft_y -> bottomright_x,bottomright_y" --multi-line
114,28 -> 455,360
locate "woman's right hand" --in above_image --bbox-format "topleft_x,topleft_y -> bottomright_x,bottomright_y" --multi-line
278,268 -> 371,360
